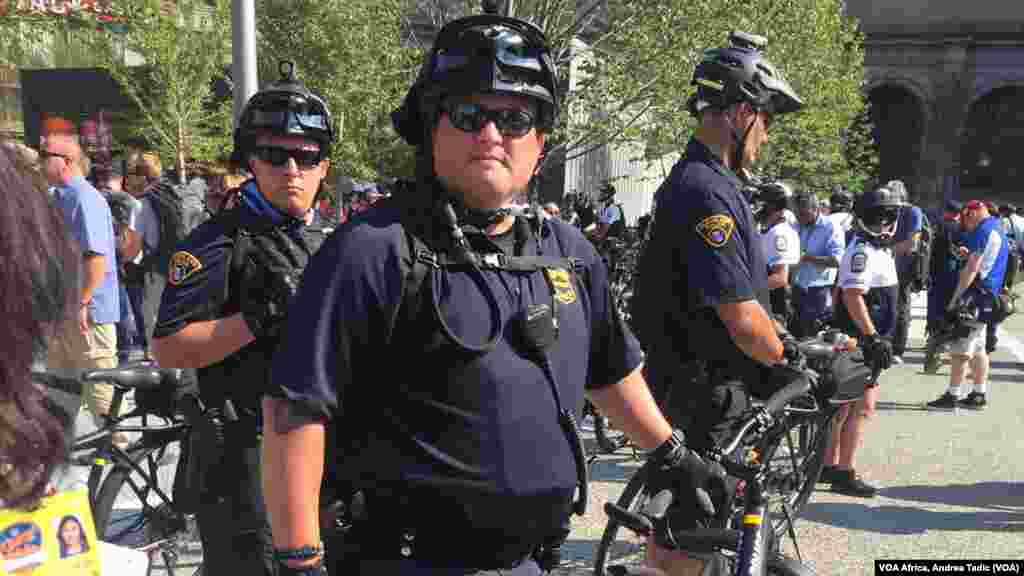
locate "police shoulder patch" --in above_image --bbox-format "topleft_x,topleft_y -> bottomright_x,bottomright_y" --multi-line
850,251 -> 867,274
168,251 -> 203,286
696,214 -> 735,248
544,267 -> 577,304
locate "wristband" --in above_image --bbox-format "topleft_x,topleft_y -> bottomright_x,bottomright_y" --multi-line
276,558 -> 326,576
273,542 -> 324,563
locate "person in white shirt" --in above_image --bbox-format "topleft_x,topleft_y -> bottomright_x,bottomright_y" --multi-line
757,181 -> 800,323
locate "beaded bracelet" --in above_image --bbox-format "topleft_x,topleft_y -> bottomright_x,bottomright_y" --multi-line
273,541 -> 324,562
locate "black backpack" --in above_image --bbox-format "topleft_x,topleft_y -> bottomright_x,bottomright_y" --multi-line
908,208 -> 933,292
140,177 -> 210,276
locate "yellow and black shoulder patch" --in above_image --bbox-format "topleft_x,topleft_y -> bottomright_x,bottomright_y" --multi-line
696,214 -> 735,248
544,267 -> 577,305
168,251 -> 203,286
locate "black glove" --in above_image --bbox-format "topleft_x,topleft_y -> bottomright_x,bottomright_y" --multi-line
241,259 -> 300,340
646,430 -> 727,522
781,337 -> 804,368
861,332 -> 893,372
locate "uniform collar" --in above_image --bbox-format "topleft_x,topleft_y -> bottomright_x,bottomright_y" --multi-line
687,137 -> 742,187
239,179 -> 308,229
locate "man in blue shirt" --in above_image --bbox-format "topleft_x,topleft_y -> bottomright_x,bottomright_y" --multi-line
892,195 -> 925,362
41,132 -> 121,429
928,200 -> 1008,410
793,192 -> 843,336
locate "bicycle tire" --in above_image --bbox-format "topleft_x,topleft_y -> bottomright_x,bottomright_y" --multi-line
92,440 -> 200,576
759,405 -> 836,538
594,462 -> 652,576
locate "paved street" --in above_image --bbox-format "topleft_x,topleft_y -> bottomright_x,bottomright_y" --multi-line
51,293 -> 1023,575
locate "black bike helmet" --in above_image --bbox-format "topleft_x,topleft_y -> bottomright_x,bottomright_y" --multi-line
830,186 -> 853,212
392,13 -> 559,148
854,180 -> 906,246
688,32 -> 803,118
759,181 -> 794,212
233,61 -> 334,164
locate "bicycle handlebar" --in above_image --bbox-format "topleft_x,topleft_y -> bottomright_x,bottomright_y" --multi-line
32,372 -> 84,396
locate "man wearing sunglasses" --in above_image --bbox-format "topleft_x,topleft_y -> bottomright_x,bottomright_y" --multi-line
825,181 -> 903,497
150,62 -> 333,576
263,10 -> 728,576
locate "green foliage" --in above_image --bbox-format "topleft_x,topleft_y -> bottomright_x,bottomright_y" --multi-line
77,0 -> 234,181
256,0 -> 420,184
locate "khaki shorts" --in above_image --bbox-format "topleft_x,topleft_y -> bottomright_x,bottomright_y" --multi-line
46,316 -> 119,426
949,323 -> 986,357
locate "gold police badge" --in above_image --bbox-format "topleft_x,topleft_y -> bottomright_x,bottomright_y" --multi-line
696,214 -> 735,248
544,267 -> 577,304
168,251 -> 203,286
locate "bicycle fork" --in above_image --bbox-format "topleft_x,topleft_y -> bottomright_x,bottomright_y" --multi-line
734,483 -> 772,576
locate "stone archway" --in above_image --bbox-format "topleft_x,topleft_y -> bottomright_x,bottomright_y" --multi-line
960,85 -> 1024,201
868,84 -> 927,197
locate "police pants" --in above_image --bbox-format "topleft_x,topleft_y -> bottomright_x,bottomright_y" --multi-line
985,320 -> 999,353
893,281 -> 913,356
196,424 -> 275,576
792,286 -> 833,338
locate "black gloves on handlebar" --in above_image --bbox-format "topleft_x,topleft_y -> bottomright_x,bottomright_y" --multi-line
646,430 -> 727,523
781,338 -> 804,367
242,261 -> 300,340
861,332 -> 893,372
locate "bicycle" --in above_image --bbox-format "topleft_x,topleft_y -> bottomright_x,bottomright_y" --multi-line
35,363 -> 203,576
593,334 -> 876,575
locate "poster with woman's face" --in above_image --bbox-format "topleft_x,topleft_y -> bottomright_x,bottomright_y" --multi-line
0,490 -> 101,575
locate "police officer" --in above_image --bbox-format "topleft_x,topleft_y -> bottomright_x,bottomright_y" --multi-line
635,31 -> 803,573
150,62 -> 334,576
261,9 -> 723,576
891,188 -> 926,363
757,181 -> 800,323
821,182 -> 901,497
594,181 -> 626,242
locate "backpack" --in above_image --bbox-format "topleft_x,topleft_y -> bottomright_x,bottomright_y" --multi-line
908,208 -> 932,292
329,195 -> 591,520
140,177 -> 210,276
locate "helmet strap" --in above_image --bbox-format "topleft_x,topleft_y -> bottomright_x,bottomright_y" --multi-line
726,106 -> 758,180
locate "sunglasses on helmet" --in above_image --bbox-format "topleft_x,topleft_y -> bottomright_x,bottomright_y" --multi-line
434,24 -> 548,76
251,146 -> 323,168
442,102 -> 536,138
247,104 -> 329,133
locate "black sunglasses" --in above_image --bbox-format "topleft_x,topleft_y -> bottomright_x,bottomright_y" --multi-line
442,102 -> 536,138
251,146 -> 322,168
865,207 -> 900,226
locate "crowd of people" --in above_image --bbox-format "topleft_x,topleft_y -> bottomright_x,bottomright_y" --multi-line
0,6 -> 1020,576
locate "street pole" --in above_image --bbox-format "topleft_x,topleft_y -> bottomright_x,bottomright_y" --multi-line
505,0 -> 514,16
232,0 -> 258,129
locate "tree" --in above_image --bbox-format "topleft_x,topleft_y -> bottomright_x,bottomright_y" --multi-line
256,0 -> 420,185
78,0 -> 234,182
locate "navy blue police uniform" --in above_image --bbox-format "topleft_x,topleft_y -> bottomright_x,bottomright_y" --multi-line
155,181 -> 329,576
270,191 -> 643,575
643,137 -> 773,452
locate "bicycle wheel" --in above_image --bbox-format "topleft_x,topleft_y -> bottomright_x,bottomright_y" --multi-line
92,435 -> 201,576
758,405 -> 836,538
593,463 -> 652,576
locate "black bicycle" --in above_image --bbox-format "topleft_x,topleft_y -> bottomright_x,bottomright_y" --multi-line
593,335 -> 875,575
35,363 -> 203,576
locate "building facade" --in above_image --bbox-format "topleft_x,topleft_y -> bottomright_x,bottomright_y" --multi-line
847,0 -> 1024,206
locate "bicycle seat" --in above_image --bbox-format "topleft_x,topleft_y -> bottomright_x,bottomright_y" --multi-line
81,362 -> 183,392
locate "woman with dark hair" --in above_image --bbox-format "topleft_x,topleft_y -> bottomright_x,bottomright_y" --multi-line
57,514 -> 90,558
0,142 -> 79,508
